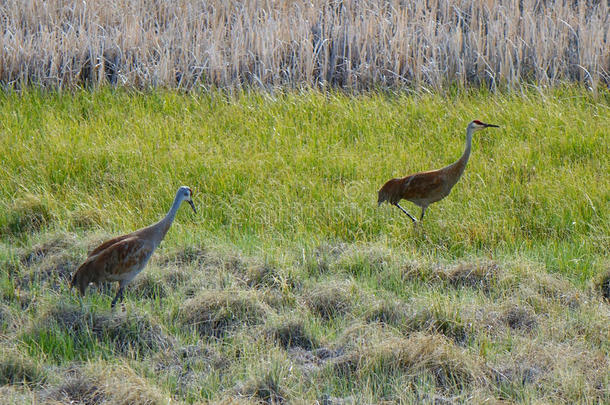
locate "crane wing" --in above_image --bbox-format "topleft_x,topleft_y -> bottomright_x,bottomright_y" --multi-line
77,236 -> 155,282
86,232 -> 135,258
401,171 -> 445,200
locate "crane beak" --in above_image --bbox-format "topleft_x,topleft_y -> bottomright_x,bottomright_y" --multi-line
485,123 -> 500,128
188,200 -> 197,214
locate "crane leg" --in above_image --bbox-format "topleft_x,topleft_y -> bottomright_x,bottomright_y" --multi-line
111,283 -> 126,308
420,206 -> 427,221
394,203 -> 417,223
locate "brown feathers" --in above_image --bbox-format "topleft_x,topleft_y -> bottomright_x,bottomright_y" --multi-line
70,234 -> 155,296
70,186 -> 196,308
378,171 -> 447,206
378,120 -> 498,222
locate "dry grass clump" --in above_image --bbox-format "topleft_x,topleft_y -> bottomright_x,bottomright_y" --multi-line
309,243 -> 394,280
594,269 -> 610,302
130,271 -> 169,301
302,280 -> 358,320
0,302 -> 9,324
309,243 -> 349,275
152,344 -> 228,396
243,263 -> 278,288
0,349 -> 46,386
141,248 -> 266,299
202,251 -> 249,275
551,350 -> 609,403
265,318 -> 318,351
501,305 -> 538,332
490,340 -> 609,403
0,303 -> 18,330
287,346 -> 346,376
364,297 -> 470,344
43,371 -> 104,405
1,194 -> 52,235
1,285 -> 32,310
30,302 -> 173,356
215,254 -> 297,291
402,260 -> 501,293
444,262 -> 500,290
16,233 -> 76,266
236,371 -> 286,404
241,263 -> 298,291
158,245 -> 209,266
0,385 -> 37,405
331,245 -> 392,277
11,233 -> 80,293
364,297 -> 410,326
404,306 -> 470,346
148,263 -> 192,292
333,333 -> 487,391
518,273 -> 583,313
180,290 -> 271,337
42,363 -> 167,405
160,246 -> 292,290
531,272 -> 583,309
550,303 -> 610,348
19,253 -> 79,293
97,312 -> 174,356
490,349 -> 547,402
157,344 -> 228,374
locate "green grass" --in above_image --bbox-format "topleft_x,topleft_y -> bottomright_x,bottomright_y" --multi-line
0,87 -> 608,403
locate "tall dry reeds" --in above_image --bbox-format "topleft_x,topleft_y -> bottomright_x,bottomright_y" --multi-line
0,0 -> 608,90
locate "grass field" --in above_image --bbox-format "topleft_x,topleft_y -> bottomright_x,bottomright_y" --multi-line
0,87 -> 609,403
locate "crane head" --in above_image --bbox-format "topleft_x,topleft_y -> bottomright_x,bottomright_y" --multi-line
178,186 -> 197,214
469,120 -> 500,132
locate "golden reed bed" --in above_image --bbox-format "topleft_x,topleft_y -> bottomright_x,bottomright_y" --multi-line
0,0 -> 608,90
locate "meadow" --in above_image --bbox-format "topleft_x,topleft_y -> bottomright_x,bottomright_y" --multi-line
0,87 -> 608,403
0,0 -> 609,403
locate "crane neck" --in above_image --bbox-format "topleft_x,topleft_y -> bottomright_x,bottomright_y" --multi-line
451,125 -> 474,173
155,191 -> 184,242
462,126 -> 474,163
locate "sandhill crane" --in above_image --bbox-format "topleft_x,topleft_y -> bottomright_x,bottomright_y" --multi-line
70,186 -> 196,308
378,120 -> 499,223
